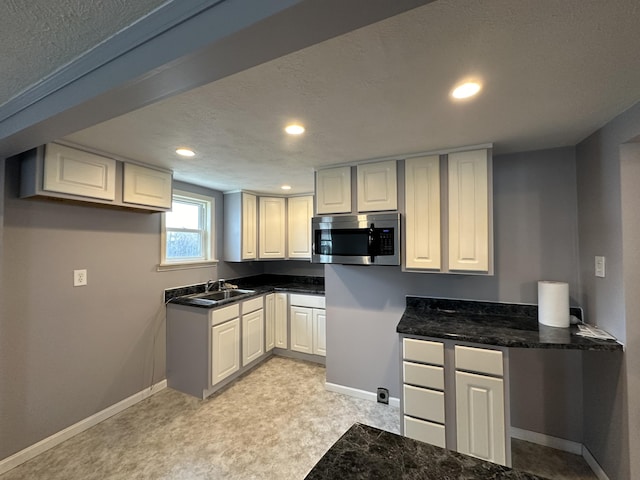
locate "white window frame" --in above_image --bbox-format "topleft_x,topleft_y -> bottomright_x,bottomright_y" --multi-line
159,190 -> 217,270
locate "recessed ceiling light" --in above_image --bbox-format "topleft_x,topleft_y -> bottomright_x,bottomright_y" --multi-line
285,124 -> 305,135
176,148 -> 195,157
281,185 -> 292,191
451,81 -> 482,99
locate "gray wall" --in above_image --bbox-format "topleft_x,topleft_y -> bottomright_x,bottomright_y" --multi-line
576,100 -> 640,480
326,147 -> 584,441
0,167 -> 231,460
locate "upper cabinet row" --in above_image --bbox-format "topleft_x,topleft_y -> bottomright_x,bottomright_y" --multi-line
19,143 -> 173,212
315,149 -> 492,274
224,192 -> 313,262
316,160 -> 397,214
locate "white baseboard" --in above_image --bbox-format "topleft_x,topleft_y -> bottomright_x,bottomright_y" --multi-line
510,426 -> 583,455
511,427 -> 610,480
325,382 -> 400,408
0,380 -> 167,476
582,445 -> 610,480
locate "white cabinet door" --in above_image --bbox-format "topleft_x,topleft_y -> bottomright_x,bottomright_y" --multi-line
43,143 -> 116,200
357,160 -> 397,212
122,163 -> 172,209
455,371 -> 506,466
265,294 -> 275,352
274,293 -> 288,348
404,155 -> 441,270
316,166 -> 351,214
242,193 -> 257,260
242,309 -> 264,366
448,149 -> 490,272
290,306 -> 313,354
211,318 -> 240,385
259,196 -> 286,258
312,308 -> 326,356
287,195 -> 314,259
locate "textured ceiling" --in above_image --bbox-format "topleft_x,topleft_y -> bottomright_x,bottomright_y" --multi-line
62,0 -> 640,195
0,0 -> 167,105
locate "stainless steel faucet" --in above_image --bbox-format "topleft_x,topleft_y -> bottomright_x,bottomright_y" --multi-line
205,279 -> 216,292
217,279 -> 226,291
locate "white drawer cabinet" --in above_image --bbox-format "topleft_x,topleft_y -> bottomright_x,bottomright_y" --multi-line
403,385 -> 445,424
403,338 -> 444,365
404,416 -> 446,448
403,362 -> 444,390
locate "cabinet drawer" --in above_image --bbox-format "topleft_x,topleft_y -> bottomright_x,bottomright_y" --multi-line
211,304 -> 240,326
403,338 -> 444,365
403,384 -> 445,424
242,296 -> 264,314
404,416 -> 446,448
289,294 -> 325,309
455,345 -> 503,376
403,362 -> 444,390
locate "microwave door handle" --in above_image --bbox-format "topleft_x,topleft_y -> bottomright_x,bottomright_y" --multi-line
368,223 -> 375,263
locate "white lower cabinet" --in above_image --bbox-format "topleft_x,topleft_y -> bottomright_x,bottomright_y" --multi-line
274,293 -> 288,348
265,294 -> 276,352
455,371 -> 506,465
290,294 -> 326,357
211,318 -> 240,385
401,337 -> 508,466
242,297 -> 264,366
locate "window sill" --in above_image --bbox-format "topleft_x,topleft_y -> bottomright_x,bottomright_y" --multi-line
157,260 -> 219,272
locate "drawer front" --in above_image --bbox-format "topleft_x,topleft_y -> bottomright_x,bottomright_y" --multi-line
403,338 -> 444,365
289,294 -> 325,309
403,362 -> 444,390
455,345 -> 503,376
242,296 -> 264,314
403,384 -> 445,424
211,304 -> 240,326
404,416 -> 446,448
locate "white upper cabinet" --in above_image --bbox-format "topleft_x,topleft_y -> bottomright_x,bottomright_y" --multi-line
43,143 -> 116,200
357,160 -> 397,212
287,195 -> 314,259
404,156 -> 441,270
122,163 -> 172,209
242,193 -> 257,260
259,196 -> 286,259
448,149 -> 490,272
316,166 -> 351,214
224,192 -> 257,261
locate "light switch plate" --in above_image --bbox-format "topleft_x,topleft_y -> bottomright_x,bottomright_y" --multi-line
74,269 -> 87,286
595,256 -> 605,278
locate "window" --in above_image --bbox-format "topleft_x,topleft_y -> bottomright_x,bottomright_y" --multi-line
161,190 -> 216,267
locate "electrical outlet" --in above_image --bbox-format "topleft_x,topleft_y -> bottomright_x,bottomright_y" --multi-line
74,269 -> 87,287
595,256 -> 606,278
376,387 -> 389,405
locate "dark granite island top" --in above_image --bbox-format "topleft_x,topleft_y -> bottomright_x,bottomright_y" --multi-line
397,297 -> 622,351
305,423 -> 546,480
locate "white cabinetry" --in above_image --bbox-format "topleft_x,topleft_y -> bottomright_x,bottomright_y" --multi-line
210,303 -> 241,385
357,160 -> 397,212
401,338 -> 446,448
265,294 -> 276,352
287,195 -> 314,259
448,150 -> 490,272
19,143 -> 172,212
454,345 -> 506,465
122,163 -> 173,209
259,196 -> 286,259
403,148 -> 492,274
290,294 -> 326,357
404,156 -> 441,270
223,192 -> 257,261
274,293 -> 288,349
241,296 -> 264,366
316,166 -> 351,214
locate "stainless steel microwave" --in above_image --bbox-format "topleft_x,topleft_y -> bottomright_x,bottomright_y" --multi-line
311,213 -> 400,266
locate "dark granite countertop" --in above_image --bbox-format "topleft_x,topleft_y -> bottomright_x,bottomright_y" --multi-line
165,274 -> 324,309
305,423 -> 546,480
397,297 -> 622,351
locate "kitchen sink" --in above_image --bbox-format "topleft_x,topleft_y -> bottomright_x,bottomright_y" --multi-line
181,288 -> 256,305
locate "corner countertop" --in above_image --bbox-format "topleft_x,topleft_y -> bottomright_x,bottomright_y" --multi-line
397,297 -> 622,351
304,423 -> 546,480
165,274 -> 325,309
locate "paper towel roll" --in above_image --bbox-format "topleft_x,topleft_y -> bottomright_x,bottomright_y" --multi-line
538,281 -> 570,328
